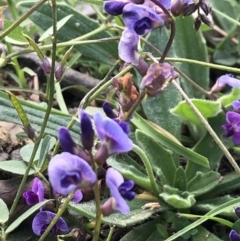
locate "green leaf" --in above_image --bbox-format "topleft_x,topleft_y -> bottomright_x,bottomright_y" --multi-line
165,196 -> 240,241
68,199 -> 161,227
120,218 -> 164,241
131,112 -> 209,168
0,198 -> 9,224
18,2 -> 118,65
135,130 -> 177,185
143,28 -> 181,138
107,155 -> 152,192
173,16 -> 209,98
0,161 -> 35,175
0,91 -> 81,143
160,192 -> 196,209
39,14 -> 73,41
4,19 -> 28,44
170,99 -> 221,126
5,200 -> 52,234
187,171 -> 220,196
218,87 -> 240,107
173,166 -> 187,191
20,136 -> 56,163
192,226 -> 223,241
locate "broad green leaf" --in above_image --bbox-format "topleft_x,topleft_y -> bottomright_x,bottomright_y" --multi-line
131,112 -> 209,168
170,99 -> 221,126
120,218 -> 164,241
39,14 -> 73,41
173,166 -> 187,191
173,16 -> 209,98
160,192 -> 196,209
0,198 -> 9,224
18,2 -> 118,65
0,91 -> 81,143
135,130 -> 177,185
107,155 -> 152,192
20,136 -> 56,163
0,161 -> 35,175
218,87 -> 240,107
213,50 -> 237,66
4,19 -> 28,44
5,200 -> 52,233
165,197 -> 240,241
68,199 -> 161,227
192,226 -> 226,241
143,28 -> 181,138
187,171 -> 220,196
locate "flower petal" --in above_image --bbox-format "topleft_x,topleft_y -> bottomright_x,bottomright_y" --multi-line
71,189 -> 83,203
229,230 -> 240,241
58,127 -> 76,154
48,152 -> 96,195
233,132 -> 240,145
23,191 -> 39,205
104,0 -> 126,15
232,99 -> 240,110
217,74 -> 240,87
118,29 -> 140,65
226,111 -> 240,125
123,3 -> 165,35
159,0 -> 171,9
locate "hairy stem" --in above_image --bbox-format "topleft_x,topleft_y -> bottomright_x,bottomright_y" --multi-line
172,80 -> 240,174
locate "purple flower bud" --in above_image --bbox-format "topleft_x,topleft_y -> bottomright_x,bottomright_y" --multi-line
23,124 -> 36,141
103,102 -> 117,119
41,57 -> 51,75
232,100 -> 240,111
79,109 -> 94,150
93,112 -> 133,155
194,17 -> 202,31
48,152 -> 97,195
141,62 -> 178,96
235,206 -> 240,218
222,111 -> 240,145
104,0 -> 127,15
32,211 -> 69,236
200,0 -> 211,16
71,189 -> 83,203
229,230 -> 240,241
55,64 -> 66,81
101,168 -> 135,216
23,178 -> 44,205
200,14 -> 213,28
171,0 -> 194,16
182,2 -> 197,16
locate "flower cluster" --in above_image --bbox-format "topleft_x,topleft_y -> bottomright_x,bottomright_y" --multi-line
104,0 -> 171,67
229,207 -> 240,241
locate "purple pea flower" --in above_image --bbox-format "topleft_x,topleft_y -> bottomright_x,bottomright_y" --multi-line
122,3 -> 165,35
23,178 -> 44,205
222,111 -> 240,145
229,230 -> 240,241
101,168 -> 135,216
32,211 -> 69,236
48,152 -> 96,195
53,189 -> 83,203
235,206 -> 240,219
104,0 -> 128,15
93,112 -> 133,164
232,99 -> 240,111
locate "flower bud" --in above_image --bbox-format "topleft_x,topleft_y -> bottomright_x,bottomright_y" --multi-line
235,206 -> 240,218
41,57 -> 51,75
55,64 -> 66,81
194,17 -> 202,31
200,14 -> 213,28
200,0 -> 211,16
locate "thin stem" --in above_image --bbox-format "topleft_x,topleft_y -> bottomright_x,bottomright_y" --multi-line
80,65 -> 133,109
106,226 -> 115,241
80,60 -> 121,109
8,0 -> 57,219
38,194 -> 73,241
133,144 -> 159,195
0,0 -> 48,41
172,80 -> 240,174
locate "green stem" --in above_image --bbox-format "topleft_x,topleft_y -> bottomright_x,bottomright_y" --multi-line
172,80 -> 240,174
0,0 -> 48,41
8,0 -> 57,220
80,60 -> 121,109
7,0 -> 19,20
106,226 -> 115,241
133,144 -> 159,195
38,194 -> 73,241
6,37 -> 120,61
80,65 -> 133,109
92,159 -> 102,241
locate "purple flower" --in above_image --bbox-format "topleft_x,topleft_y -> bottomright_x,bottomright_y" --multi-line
79,109 -> 94,150
58,127 -> 77,154
235,206 -> 240,219
93,112 -> 133,155
229,230 -> 240,241
119,29 -> 140,65
101,168 -> 135,216
32,211 -> 69,236
104,0 -> 128,15
48,152 -> 96,195
222,111 -> 240,145
23,178 -> 44,205
232,99 -> 240,111
71,189 -> 83,203
122,3 -> 165,35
